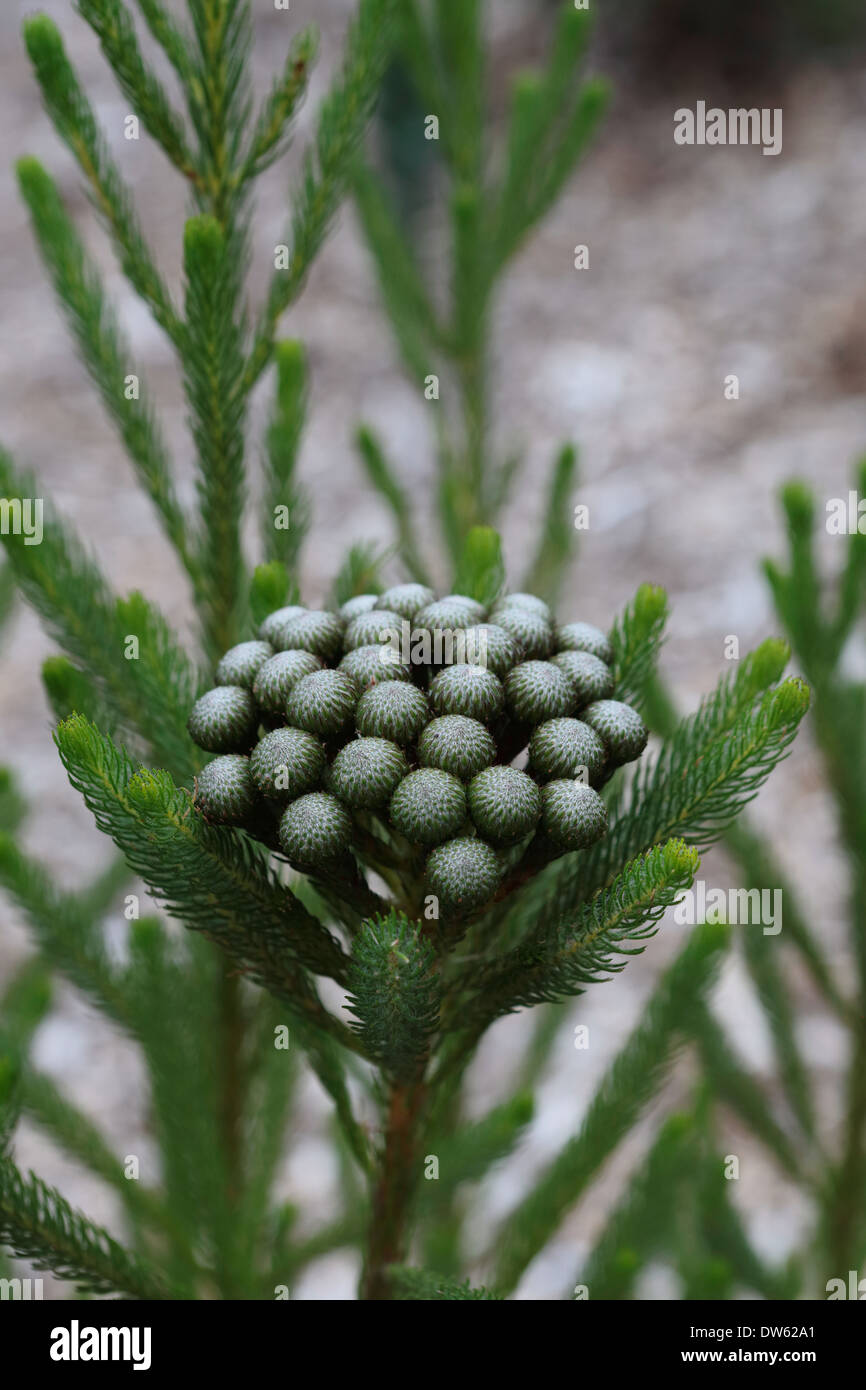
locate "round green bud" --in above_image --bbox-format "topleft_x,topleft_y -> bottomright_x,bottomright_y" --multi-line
355,681 -> 429,744
194,755 -> 257,825
278,792 -> 352,868
258,604 -> 306,644
215,640 -> 273,689
452,623 -> 522,678
413,598 -> 476,633
439,594 -> 487,623
252,649 -> 323,716
541,780 -> 608,850
376,583 -> 436,620
468,765 -> 541,845
551,650 -> 615,706
528,718 -> 606,784
339,593 -> 379,622
188,686 -> 258,753
554,621 -> 613,665
249,726 -> 325,801
328,737 -> 408,810
491,592 -> 552,622
389,768 -> 467,845
338,644 -> 412,690
493,606 -> 554,660
428,664 -> 504,721
418,715 -> 496,780
426,837 -> 501,914
286,669 -> 358,736
343,608 -> 404,652
505,660 -> 575,724
582,699 -> 649,766
273,609 -> 344,661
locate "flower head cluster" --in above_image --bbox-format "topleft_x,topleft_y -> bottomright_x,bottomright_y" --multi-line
188,586 -> 648,911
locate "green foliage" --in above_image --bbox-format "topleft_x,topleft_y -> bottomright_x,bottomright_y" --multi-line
522,445 -> 579,606
16,157 -> 193,580
424,1092 -> 534,1198
451,526 -> 505,608
263,340 -> 311,572
1,959 -> 53,1048
740,916 -> 816,1141
183,214 -> 248,657
54,716 -> 351,997
608,583 -> 670,712
389,1267 -> 501,1300
331,542 -> 389,607
492,922 -> 729,1294
0,1055 -> 21,1159
469,840 -> 700,1024
576,1112 -> 697,1299
22,16 -> 184,344
347,912 -> 440,1079
240,26 -> 318,182
78,1 -> 198,178
0,1155 -> 174,1299
249,562 -> 294,629
0,451 -> 201,779
17,1066 -> 169,1238
562,654 -> 809,912
355,1 -> 603,587
42,655 -> 118,735
0,768 -> 26,837
687,1003 -> 802,1179
631,456 -> 866,1294
356,425 -> 431,585
0,833 -> 133,1030
249,0 -> 400,384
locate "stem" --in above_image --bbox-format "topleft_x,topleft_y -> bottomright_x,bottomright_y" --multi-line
826,1021 -> 866,1276
459,349 -> 486,521
825,848 -> 866,1276
216,965 -> 244,1297
218,969 -> 244,1201
361,1078 -> 427,1299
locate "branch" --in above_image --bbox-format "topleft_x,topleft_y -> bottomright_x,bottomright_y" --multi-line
76,0 -> 201,183
0,1154 -> 175,1299
459,840 -> 700,1033
346,911 -> 439,1079
261,340 -> 310,572
355,425 -> 432,586
238,27 -> 318,183
0,451 -> 201,780
16,159 -> 197,583
608,583 -> 669,712
557,660 -> 809,915
54,717 -> 353,1002
22,16 -> 185,344
183,216 -> 249,658
492,921 -> 729,1294
246,0 -> 399,388
389,1267 -> 501,1300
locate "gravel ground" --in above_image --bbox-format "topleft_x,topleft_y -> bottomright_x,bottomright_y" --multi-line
1,1 -> 864,1299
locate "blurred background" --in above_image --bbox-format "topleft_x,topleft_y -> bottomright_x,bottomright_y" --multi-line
2,0 -> 866,1297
